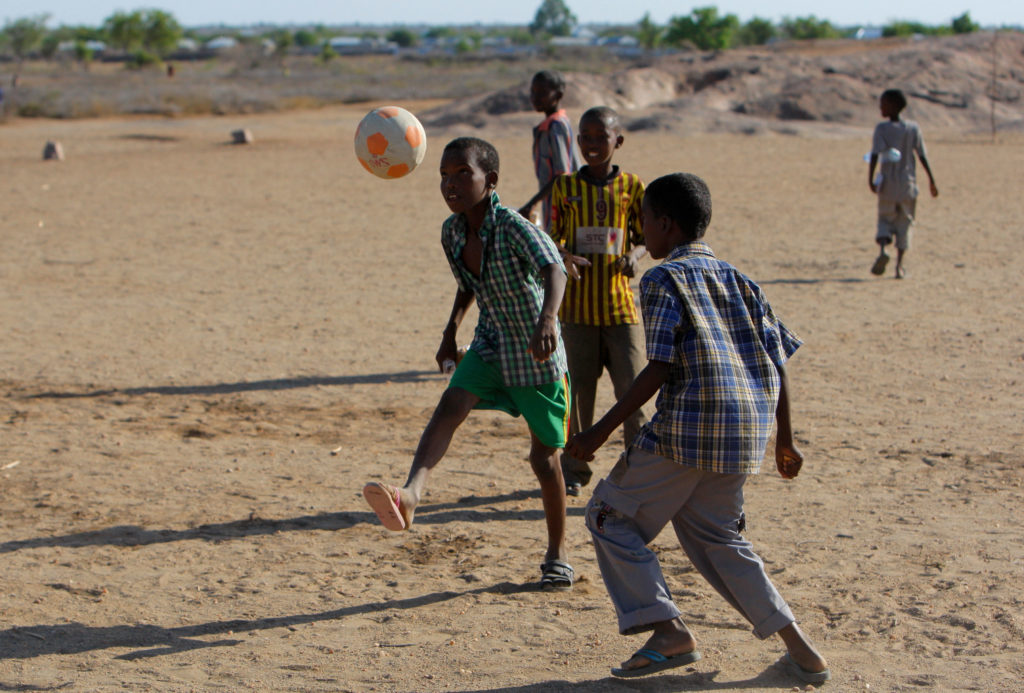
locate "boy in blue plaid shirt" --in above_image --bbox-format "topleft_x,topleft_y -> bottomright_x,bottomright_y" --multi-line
566,173 -> 830,682
364,137 -> 576,591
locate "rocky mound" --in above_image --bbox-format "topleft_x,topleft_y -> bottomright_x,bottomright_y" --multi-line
421,32 -> 1024,136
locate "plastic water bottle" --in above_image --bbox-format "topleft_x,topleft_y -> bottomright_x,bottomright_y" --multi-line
442,346 -> 469,379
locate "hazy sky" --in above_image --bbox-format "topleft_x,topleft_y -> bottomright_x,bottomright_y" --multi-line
3,0 -> 1019,29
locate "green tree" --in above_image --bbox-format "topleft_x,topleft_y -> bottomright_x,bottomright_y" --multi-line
636,12 -> 663,50
530,0 -> 577,37
504,27 -> 534,45
737,17 -> 776,46
293,29 -> 317,48
882,21 -> 935,37
319,42 -> 337,63
665,6 -> 739,50
40,33 -> 61,60
425,26 -> 455,40
780,15 -> 840,40
142,9 -> 182,57
951,11 -> 978,34
271,29 -> 293,58
3,15 -> 50,62
74,39 -> 95,69
386,28 -> 417,48
103,10 -> 145,52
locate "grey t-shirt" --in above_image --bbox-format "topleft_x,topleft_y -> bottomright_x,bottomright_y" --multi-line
872,119 -> 927,200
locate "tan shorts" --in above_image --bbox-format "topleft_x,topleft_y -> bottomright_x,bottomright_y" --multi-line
876,196 -> 916,250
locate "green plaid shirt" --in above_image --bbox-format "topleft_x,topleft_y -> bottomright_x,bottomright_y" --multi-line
441,192 -> 568,387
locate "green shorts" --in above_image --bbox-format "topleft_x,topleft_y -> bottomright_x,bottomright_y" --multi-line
448,349 -> 570,449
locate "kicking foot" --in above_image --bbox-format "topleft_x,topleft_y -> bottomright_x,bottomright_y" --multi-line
781,652 -> 831,684
871,252 -> 889,275
362,482 -> 413,530
540,559 -> 574,591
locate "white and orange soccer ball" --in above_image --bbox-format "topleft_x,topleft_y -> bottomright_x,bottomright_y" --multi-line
353,106 -> 427,179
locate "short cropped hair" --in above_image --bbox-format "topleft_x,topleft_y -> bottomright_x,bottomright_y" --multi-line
645,173 -> 712,242
580,105 -> 621,132
881,88 -> 907,112
532,70 -> 566,93
443,137 -> 500,176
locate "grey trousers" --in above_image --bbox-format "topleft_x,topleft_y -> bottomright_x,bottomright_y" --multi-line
586,447 -> 795,638
561,322 -> 646,487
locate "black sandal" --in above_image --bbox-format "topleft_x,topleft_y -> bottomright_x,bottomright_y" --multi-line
540,560 -> 574,591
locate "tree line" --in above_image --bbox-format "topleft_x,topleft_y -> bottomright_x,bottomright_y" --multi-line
0,2 -> 990,70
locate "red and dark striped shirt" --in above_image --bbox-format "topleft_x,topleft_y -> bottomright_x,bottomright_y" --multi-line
549,167 -> 645,326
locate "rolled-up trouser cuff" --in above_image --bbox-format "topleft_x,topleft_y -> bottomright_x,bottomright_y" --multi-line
750,605 -> 795,640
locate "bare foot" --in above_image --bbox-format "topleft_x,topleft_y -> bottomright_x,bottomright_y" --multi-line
895,265 -> 906,279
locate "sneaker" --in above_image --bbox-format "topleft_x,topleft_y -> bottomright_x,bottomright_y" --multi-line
566,481 -> 582,497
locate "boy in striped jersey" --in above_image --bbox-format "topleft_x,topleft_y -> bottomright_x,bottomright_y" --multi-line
548,106 -> 647,497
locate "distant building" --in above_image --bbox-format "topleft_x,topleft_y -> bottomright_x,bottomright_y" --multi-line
205,36 -> 239,51
325,36 -> 398,55
854,27 -> 883,40
56,39 -> 107,55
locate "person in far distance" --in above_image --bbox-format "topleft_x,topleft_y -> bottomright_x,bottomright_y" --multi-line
519,70 -> 580,230
868,88 -> 939,279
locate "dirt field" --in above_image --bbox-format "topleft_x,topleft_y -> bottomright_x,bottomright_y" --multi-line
1,98 -> 1022,692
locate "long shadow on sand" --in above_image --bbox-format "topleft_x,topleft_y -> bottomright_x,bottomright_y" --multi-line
0,490 -> 582,554
759,277 -> 868,285
462,667 -> 790,692
0,581 -> 532,661
21,370 -> 440,399
1,581 -> 792,691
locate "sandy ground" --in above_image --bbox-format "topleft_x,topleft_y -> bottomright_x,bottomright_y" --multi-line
1,104 -> 1023,692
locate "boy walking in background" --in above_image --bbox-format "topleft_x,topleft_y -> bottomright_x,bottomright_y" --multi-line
363,137 -> 576,591
519,70 -> 580,229
549,106 -> 647,497
868,88 -> 939,279
566,173 -> 830,683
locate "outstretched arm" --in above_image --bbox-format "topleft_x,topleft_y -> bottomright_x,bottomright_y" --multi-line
565,360 -> 669,461
519,178 -> 557,219
528,263 -> 566,362
774,362 -> 803,479
437,288 -> 475,371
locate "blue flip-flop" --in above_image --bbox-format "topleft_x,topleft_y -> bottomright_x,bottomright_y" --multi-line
781,653 -> 831,684
610,648 -> 701,678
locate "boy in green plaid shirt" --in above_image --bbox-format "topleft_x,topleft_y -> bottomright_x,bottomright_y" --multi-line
364,137 -> 576,591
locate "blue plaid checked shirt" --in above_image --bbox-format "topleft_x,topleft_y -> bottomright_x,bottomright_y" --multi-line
441,192 -> 568,387
634,241 -> 802,474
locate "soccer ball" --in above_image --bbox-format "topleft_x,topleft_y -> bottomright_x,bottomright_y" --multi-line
354,106 -> 427,179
